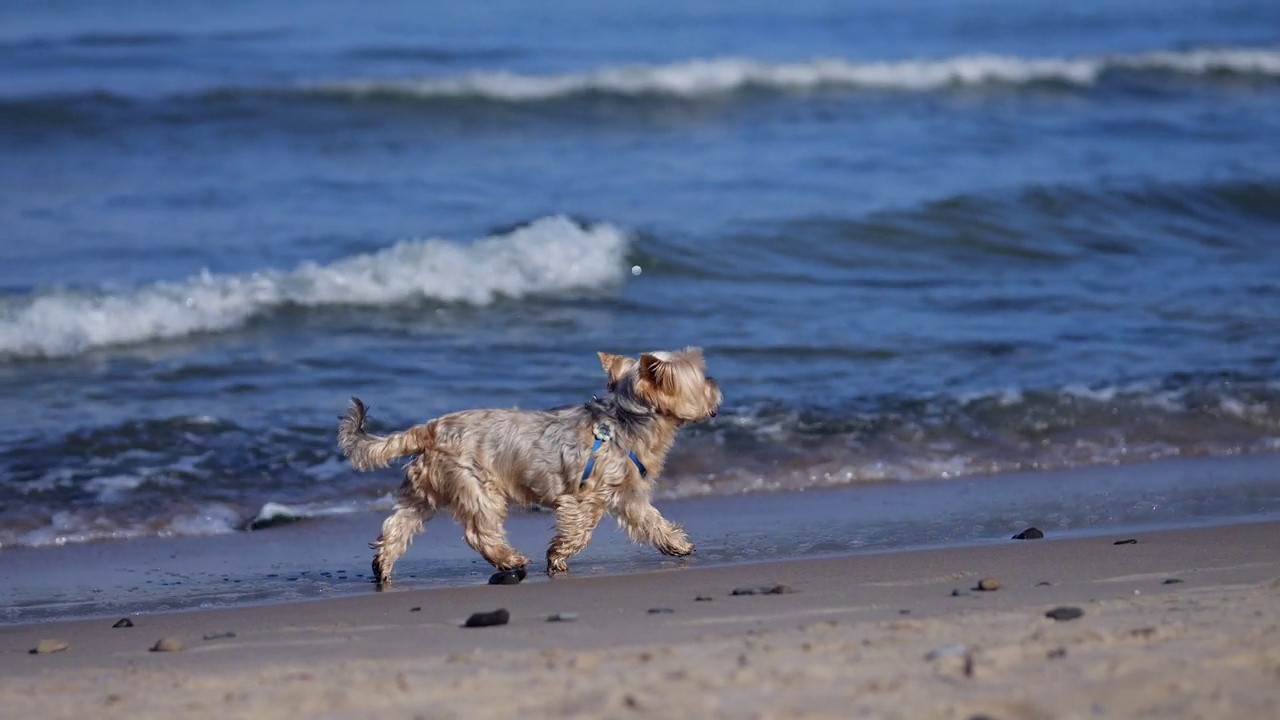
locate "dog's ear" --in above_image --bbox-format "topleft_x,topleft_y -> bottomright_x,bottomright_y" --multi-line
597,352 -> 630,385
679,346 -> 705,369
639,353 -> 674,391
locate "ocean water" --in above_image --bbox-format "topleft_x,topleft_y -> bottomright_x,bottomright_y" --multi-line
3,0 -> 1280,550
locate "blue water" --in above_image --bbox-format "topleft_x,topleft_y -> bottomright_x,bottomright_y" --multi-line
2,0 -> 1280,548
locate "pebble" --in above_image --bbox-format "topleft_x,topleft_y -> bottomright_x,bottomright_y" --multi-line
1162,578 -> 1184,585
547,612 -> 578,622
731,584 -> 794,596
32,639 -> 70,654
151,637 -> 184,652
695,595 -> 714,602
1012,527 -> 1045,540
488,567 -> 528,585
201,631 -> 236,640
464,609 -> 510,628
647,607 -> 675,614
410,606 -> 422,612
976,577 -> 1001,592
1113,538 -> 1138,545
1044,606 -> 1085,622
950,588 -> 970,597
112,618 -> 134,628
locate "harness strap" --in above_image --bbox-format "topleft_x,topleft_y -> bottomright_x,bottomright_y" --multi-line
580,423 -> 648,489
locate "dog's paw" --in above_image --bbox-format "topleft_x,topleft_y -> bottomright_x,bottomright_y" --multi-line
660,539 -> 695,557
545,557 -> 570,577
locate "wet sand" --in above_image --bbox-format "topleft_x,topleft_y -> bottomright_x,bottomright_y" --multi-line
2,520 -> 1278,719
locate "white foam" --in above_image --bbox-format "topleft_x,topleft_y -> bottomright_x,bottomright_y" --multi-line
310,46 -> 1280,102
0,216 -> 630,358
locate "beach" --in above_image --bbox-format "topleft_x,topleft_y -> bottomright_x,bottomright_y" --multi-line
3,518 -> 1278,719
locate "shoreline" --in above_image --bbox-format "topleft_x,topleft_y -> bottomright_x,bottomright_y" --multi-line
2,520 -> 1278,718
3,451 -> 1280,626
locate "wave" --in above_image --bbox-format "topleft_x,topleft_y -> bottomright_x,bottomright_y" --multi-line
0,216 -> 630,359
306,46 -> 1280,103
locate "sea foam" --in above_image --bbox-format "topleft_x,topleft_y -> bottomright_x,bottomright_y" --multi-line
311,46 -> 1280,102
0,216 -> 630,358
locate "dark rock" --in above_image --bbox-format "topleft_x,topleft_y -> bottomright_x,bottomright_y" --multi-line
488,567 -> 528,585
1012,527 -> 1045,540
731,584 -> 794,596
976,577 -> 1001,592
951,589 -> 970,597
546,612 -> 578,622
201,631 -> 236,640
1047,647 -> 1067,659
1044,606 -> 1085,622
1113,538 -> 1138,545
647,607 -> 675,614
695,595 -> 714,602
1162,578 -> 1184,585
1036,581 -> 1053,587
410,606 -> 422,612
464,609 -> 510,628
112,618 -> 134,629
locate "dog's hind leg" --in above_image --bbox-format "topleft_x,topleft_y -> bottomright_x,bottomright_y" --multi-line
370,495 -> 436,587
448,469 -> 531,571
609,486 -> 694,558
545,495 -> 606,576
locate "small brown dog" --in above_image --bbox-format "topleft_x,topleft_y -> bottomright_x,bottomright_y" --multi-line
337,347 -> 721,584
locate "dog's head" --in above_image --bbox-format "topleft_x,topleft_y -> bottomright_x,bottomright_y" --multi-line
600,347 -> 721,423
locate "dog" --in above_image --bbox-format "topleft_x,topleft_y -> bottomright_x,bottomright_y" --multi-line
337,347 -> 721,585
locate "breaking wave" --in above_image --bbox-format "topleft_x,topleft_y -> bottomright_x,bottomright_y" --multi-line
0,216 -> 630,359
308,46 -> 1280,102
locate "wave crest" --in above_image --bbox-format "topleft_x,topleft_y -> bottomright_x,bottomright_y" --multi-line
0,216 -> 630,359
308,46 -> 1280,102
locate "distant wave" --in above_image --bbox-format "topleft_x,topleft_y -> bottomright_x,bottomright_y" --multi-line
307,46 -> 1280,102
0,216 -> 630,359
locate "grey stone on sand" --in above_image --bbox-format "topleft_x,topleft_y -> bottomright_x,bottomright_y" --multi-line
1113,538 -> 1138,545
464,609 -> 510,627
695,595 -> 714,602
202,631 -> 236,640
731,584 -> 794,596
647,607 -> 675,614
112,618 -> 134,628
976,577 -> 1001,592
1045,606 -> 1085,622
32,639 -> 70,654
546,612 -> 578,622
151,637 -> 184,652
1012,527 -> 1044,540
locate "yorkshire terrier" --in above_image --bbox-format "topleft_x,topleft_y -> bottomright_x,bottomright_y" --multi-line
337,348 -> 721,585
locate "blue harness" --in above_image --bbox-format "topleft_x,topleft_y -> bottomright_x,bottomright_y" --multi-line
580,422 -> 648,489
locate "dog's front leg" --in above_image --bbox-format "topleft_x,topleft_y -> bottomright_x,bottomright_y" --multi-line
610,487 -> 694,557
545,495 -> 606,576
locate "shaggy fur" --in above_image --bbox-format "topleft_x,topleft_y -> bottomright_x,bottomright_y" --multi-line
337,348 -> 721,585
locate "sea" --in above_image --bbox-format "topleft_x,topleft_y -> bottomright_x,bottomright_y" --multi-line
2,0 -> 1280,620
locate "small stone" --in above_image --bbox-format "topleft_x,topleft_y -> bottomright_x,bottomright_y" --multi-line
464,609 -> 510,628
647,607 -> 674,614
951,588 -> 970,597
1045,606 -> 1085,622
1113,538 -> 1138,545
1047,647 -> 1067,659
1036,581 -> 1053,586
112,618 -> 134,628
695,595 -> 714,602
32,639 -> 70,654
731,584 -> 794,596
201,631 -> 236,640
976,577 -> 1001,592
1162,578 -> 1184,585
151,637 -> 184,652
547,612 -> 578,622
488,567 -> 527,585
1012,527 -> 1044,540
410,606 -> 422,612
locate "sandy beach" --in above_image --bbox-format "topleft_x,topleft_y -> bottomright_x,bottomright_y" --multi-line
2,519 -> 1277,719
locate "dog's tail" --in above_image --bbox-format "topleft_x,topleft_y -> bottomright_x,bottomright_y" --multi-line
337,397 -> 432,471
